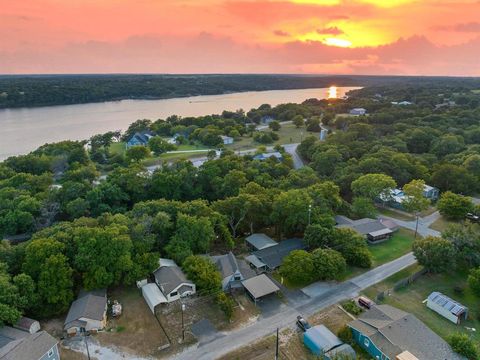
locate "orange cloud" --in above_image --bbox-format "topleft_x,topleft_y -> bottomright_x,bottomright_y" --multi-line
0,0 -> 479,75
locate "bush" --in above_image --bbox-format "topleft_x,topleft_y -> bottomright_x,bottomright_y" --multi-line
216,292 -> 235,320
342,300 -> 363,316
279,250 -> 315,285
448,333 -> 479,360
468,267 -> 480,297
337,325 -> 353,345
437,191 -> 474,220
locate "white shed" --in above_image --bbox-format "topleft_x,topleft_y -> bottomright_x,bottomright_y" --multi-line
426,292 -> 468,324
142,283 -> 167,314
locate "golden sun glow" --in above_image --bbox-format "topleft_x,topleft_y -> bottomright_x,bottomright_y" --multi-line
324,38 -> 352,48
328,86 -> 338,99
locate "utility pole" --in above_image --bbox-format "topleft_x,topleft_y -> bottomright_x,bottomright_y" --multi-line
181,303 -> 186,341
275,327 -> 279,360
414,212 -> 419,239
308,204 -> 312,226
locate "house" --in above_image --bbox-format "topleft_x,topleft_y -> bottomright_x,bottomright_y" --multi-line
220,135 -> 234,145
380,184 -> 439,209
426,292 -> 468,324
13,317 -> 40,334
241,274 -> 280,304
210,252 -> 246,291
253,152 -> 283,161
142,283 -> 166,314
335,216 -> 399,244
392,101 -> 413,106
153,259 -> 196,302
303,325 -> 356,360
319,129 -> 328,141
348,305 -> 462,360
126,131 -> 154,148
349,108 -> 367,116
64,289 -> 108,335
245,233 -> 278,251
0,326 -> 60,360
246,238 -> 306,271
260,116 -> 275,125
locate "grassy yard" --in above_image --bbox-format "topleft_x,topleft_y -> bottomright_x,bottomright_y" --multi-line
343,228 -> 416,280
429,216 -> 458,233
377,207 -> 414,221
367,270 -> 480,343
227,123 -> 319,151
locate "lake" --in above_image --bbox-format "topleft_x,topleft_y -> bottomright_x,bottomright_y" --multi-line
0,87 -> 359,159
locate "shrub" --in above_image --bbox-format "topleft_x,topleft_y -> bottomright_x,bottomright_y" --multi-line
341,300 -> 363,316
337,325 -> 353,345
216,292 -> 235,320
448,333 -> 479,360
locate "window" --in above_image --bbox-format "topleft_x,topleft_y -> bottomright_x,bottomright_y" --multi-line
170,291 -> 178,297
364,338 -> 370,347
48,348 -> 54,357
234,275 -> 241,281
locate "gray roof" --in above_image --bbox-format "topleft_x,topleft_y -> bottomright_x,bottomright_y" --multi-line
245,233 -> 278,251
349,305 -> 463,360
427,292 -> 468,316
211,252 -> 239,279
252,238 -> 306,269
154,265 -> 193,295
242,274 -> 279,299
64,289 -> 107,329
325,343 -> 357,359
0,329 -> 57,360
304,325 -> 342,352
337,217 -> 397,236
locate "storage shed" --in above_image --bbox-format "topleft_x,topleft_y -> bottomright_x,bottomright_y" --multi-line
303,325 -> 356,359
142,283 -> 167,314
426,292 -> 468,324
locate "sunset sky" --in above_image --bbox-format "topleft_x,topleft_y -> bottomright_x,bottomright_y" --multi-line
1,0 -> 480,75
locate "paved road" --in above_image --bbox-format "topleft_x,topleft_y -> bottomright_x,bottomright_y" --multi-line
147,143 -> 304,172
378,211 -> 441,238
171,252 -> 416,360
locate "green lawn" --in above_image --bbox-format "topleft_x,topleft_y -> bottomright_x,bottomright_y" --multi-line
377,207 -> 414,221
227,123 -> 319,151
369,270 -> 480,343
429,216 -> 458,233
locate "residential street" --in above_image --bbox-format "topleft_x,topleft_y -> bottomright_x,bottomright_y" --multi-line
378,211 -> 441,238
171,252 -> 416,360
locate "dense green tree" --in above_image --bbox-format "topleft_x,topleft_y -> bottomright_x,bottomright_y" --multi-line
437,191 -> 474,220
431,164 -> 477,195
271,189 -> 312,236
126,146 -> 150,162
269,120 -> 281,131
304,224 -> 335,249
148,136 -> 176,155
351,197 -> 377,219
182,255 -> 221,295
280,250 -> 315,284
443,223 -> 480,268
351,173 -> 397,200
332,228 -> 373,268
311,248 -> 346,280
468,267 -> 480,297
412,236 -> 456,273
292,115 -> 304,128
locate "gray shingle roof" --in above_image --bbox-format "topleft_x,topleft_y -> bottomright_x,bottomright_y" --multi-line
0,329 -> 57,360
242,274 -> 279,299
64,289 -> 107,329
154,266 -> 193,295
211,252 -> 239,279
252,238 -> 306,269
349,305 -> 463,360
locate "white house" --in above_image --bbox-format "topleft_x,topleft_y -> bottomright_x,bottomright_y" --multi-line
426,292 -> 468,324
153,259 -> 196,303
349,108 -> 367,116
220,135 -> 234,145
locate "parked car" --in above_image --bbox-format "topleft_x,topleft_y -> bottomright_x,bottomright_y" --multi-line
296,315 -> 311,332
466,213 -> 479,222
358,296 -> 373,309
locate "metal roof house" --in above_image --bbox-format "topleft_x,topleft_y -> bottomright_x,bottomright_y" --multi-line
142,283 -> 167,314
348,305 -> 462,360
64,289 -> 108,335
245,233 -> 278,251
303,325 -> 356,360
220,135 -> 234,145
0,327 -> 59,360
246,238 -> 306,271
253,152 -> 283,161
349,108 -> 367,116
426,292 -> 468,324
241,274 -> 279,304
